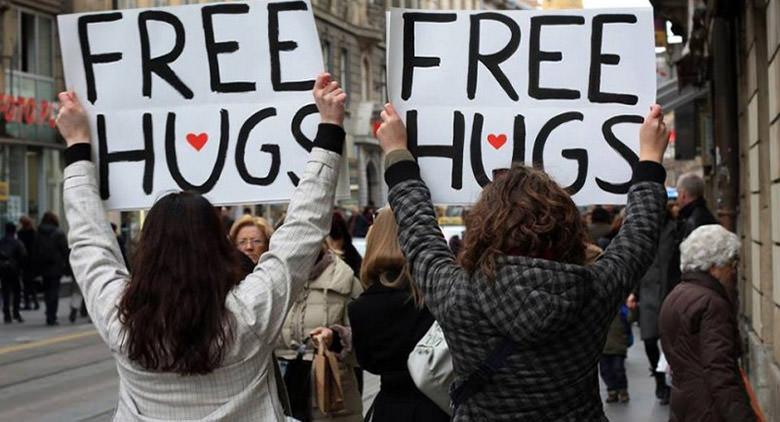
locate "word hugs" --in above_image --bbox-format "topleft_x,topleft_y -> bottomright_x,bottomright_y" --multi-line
59,0 -> 322,210
387,8 -> 656,205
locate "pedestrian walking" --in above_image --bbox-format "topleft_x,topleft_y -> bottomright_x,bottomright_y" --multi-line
599,303 -> 634,404
17,216 -> 38,310
274,243 -> 363,421
588,206 -> 613,243
347,208 -> 449,422
374,103 -> 670,421
659,225 -> 757,422
676,173 -> 718,239
35,211 -> 69,326
55,73 -> 347,421
626,204 -> 680,404
0,223 -> 27,323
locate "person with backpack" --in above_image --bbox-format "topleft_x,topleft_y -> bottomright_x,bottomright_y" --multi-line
35,212 -> 69,326
1,222 -> 27,323
374,103 -> 670,421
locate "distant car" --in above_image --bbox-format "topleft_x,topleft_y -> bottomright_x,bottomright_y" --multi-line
352,225 -> 465,257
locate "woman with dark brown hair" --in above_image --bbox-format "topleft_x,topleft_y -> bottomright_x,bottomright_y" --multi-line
55,73 -> 348,421
374,103 -> 670,421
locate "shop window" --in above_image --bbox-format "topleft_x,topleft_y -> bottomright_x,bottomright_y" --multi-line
17,12 -> 53,77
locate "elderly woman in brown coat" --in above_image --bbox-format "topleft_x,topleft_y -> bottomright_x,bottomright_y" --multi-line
659,225 -> 756,422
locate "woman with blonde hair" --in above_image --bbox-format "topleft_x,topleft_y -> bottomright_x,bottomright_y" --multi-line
229,215 -> 274,269
374,103 -> 670,421
345,208 -> 448,421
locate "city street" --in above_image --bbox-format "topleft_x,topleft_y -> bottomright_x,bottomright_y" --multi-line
0,297 -> 669,422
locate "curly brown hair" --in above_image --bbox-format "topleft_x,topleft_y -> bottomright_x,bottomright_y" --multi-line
460,164 -> 588,280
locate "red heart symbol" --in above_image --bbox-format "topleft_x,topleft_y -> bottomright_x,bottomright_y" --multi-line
186,133 -> 208,151
487,133 -> 507,149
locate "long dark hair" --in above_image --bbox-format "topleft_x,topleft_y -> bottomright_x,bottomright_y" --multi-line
119,192 -> 242,375
460,164 -> 587,280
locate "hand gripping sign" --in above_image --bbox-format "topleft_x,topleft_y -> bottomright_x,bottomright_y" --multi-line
59,0 -> 327,210
386,8 -> 656,205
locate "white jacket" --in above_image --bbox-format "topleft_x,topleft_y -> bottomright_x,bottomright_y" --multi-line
64,148 -> 341,421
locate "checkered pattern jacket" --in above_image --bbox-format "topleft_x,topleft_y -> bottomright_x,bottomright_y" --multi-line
386,154 -> 667,422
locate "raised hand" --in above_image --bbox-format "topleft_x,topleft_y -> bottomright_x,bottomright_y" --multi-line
376,103 -> 407,154
639,104 -> 670,164
56,92 -> 91,147
313,73 -> 347,127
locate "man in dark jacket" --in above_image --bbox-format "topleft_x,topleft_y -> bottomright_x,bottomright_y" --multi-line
17,216 -> 38,310
35,212 -> 70,326
0,223 -> 27,323
676,173 -> 718,239
659,225 -> 755,422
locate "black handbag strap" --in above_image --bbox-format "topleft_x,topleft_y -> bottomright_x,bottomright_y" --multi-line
450,338 -> 515,410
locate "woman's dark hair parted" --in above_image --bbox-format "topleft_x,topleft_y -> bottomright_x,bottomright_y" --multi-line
119,191 -> 243,375
459,164 -> 588,279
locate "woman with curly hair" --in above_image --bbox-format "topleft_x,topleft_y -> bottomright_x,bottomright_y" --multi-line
374,103 -> 670,421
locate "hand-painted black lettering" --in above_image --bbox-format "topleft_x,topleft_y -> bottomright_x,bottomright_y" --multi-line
235,108 -> 281,186
596,114 -> 642,194
532,111 -> 584,169
561,149 -> 588,195
406,109 -> 464,190
469,113 -> 491,187
291,103 -> 318,153
138,11 -> 193,99
402,12 -> 457,101
202,4 -> 256,93
588,14 -> 639,105
97,113 -> 155,200
165,110 -> 229,192
467,13 -> 520,101
287,172 -> 300,187
269,1 -> 314,91
528,16 -> 584,100
78,13 -> 123,104
512,114 -> 526,165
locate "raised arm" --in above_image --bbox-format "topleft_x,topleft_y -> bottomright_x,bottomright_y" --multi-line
590,105 -> 670,310
57,92 -> 129,345
232,73 -> 348,341
376,104 -> 462,320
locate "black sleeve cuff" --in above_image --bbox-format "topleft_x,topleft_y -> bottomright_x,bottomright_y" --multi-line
329,329 -> 344,354
632,161 -> 666,185
313,123 -> 345,155
385,160 -> 421,189
65,143 -> 92,166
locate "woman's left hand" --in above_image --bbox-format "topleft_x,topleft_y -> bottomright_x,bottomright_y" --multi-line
56,92 -> 91,147
310,327 -> 334,349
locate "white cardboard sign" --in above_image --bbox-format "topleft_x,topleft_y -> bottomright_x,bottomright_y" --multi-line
59,0 -> 326,210
387,8 -> 656,205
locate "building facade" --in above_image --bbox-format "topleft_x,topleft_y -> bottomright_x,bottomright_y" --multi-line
653,0 -> 780,418
0,0 -> 65,229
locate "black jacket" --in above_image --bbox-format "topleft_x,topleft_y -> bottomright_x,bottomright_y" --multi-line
17,228 -> 36,270
348,282 -> 448,422
679,197 -> 718,240
0,235 -> 27,275
34,223 -> 69,278
636,217 -> 681,340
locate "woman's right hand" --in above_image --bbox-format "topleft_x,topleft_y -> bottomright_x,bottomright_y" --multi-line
376,102 -> 407,154
56,92 -> 91,147
639,104 -> 670,164
313,73 -> 347,127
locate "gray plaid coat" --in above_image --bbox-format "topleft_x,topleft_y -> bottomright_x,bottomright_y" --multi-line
386,156 -> 666,421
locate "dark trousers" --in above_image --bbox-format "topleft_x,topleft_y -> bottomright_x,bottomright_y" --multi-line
599,354 -> 628,391
22,272 -> 38,308
644,337 -> 661,374
1,272 -> 21,317
43,275 -> 61,324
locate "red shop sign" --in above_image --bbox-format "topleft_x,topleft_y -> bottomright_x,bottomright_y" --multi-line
0,93 -> 58,128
